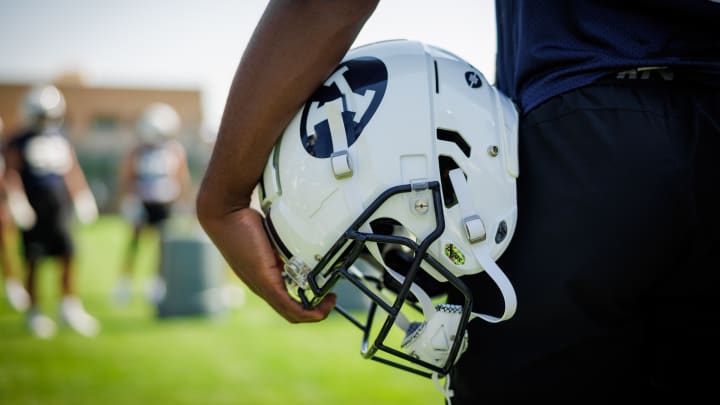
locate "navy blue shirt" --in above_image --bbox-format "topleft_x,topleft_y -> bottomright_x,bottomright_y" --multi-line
495,0 -> 720,113
6,127 -> 75,219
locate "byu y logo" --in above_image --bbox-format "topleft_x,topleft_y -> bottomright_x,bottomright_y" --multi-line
300,57 -> 387,158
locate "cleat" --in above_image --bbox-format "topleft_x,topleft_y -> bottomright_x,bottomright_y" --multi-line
59,296 -> 100,337
112,276 -> 133,306
145,275 -> 166,305
5,278 -> 30,312
27,308 -> 56,339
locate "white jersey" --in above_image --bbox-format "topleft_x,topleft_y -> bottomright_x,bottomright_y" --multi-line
133,142 -> 181,204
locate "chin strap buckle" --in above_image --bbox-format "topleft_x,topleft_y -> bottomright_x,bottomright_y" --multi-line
463,214 -> 486,243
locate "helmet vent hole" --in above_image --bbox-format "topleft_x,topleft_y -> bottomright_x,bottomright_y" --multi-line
438,156 -> 462,208
437,129 -> 471,157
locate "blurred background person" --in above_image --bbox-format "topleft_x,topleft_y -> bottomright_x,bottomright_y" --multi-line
0,115 -> 30,312
3,84 -> 100,338
113,102 -> 192,306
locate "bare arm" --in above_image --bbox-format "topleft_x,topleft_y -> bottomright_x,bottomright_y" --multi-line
64,147 -> 98,224
196,0 -> 379,323
2,144 -> 28,199
63,147 -> 91,198
118,147 -> 137,199
172,141 -> 193,204
2,143 -> 36,230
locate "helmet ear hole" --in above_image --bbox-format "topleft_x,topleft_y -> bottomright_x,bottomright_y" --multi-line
380,247 -> 449,299
369,218 -> 415,268
369,218 -> 449,299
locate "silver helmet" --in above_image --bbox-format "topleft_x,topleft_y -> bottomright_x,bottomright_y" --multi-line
136,102 -> 180,144
22,84 -> 66,129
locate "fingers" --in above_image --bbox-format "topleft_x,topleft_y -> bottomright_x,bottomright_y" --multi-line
273,292 -> 337,324
201,207 -> 337,324
261,269 -> 337,323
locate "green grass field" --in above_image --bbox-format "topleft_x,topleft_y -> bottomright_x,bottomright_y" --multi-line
0,216 -> 444,405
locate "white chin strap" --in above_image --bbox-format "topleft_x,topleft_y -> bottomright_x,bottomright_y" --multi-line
448,168 -> 517,323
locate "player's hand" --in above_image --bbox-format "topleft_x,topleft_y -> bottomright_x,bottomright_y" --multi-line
6,189 -> 36,230
198,205 -> 335,323
73,188 -> 99,225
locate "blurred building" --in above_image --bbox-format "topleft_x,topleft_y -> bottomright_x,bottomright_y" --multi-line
0,75 -> 203,146
0,74 -> 213,212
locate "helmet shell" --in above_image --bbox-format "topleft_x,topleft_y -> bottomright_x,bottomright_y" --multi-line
261,39 -> 519,281
137,102 -> 180,144
22,84 -> 66,128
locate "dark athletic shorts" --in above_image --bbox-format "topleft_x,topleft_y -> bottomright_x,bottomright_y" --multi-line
449,69 -> 720,404
22,184 -> 74,260
142,201 -> 172,226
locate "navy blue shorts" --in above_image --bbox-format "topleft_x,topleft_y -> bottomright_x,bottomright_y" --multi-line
142,201 -> 172,226
22,185 -> 74,260
449,70 -> 720,403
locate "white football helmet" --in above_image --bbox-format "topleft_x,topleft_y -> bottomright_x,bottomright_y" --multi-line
137,102 -> 180,144
22,84 -> 66,129
259,39 -> 519,378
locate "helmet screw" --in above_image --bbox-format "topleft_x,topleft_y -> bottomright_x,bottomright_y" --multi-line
488,145 -> 499,157
414,200 -> 429,214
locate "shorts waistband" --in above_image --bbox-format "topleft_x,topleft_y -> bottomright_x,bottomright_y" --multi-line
598,66 -> 720,86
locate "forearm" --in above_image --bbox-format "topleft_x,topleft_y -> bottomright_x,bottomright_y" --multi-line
195,0 -> 376,322
117,152 -> 135,198
66,162 -> 98,224
197,0 -> 379,220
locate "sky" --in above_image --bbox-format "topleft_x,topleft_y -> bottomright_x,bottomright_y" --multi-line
0,0 -> 497,132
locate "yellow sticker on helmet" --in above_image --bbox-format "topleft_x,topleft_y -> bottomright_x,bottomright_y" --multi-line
444,243 -> 465,265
